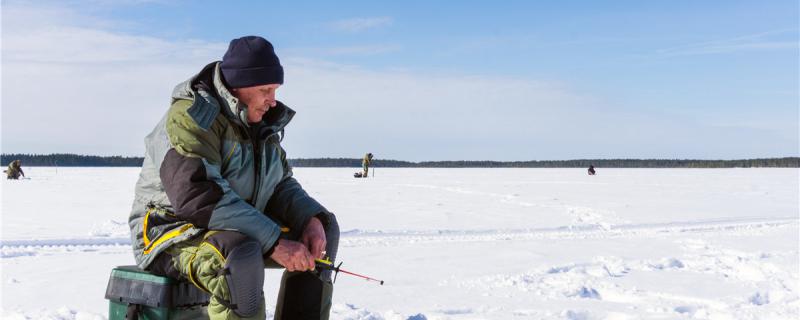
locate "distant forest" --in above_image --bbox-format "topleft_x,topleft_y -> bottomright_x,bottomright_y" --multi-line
2,154 -> 798,168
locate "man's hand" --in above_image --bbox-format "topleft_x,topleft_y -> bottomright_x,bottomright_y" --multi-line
269,239 -> 315,272
301,216 -> 327,259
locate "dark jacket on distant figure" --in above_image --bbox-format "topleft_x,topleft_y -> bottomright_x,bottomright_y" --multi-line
6,160 -> 24,179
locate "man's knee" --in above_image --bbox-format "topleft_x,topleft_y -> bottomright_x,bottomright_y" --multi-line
205,231 -> 265,318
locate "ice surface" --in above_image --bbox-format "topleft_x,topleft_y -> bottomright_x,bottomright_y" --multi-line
2,167 -> 798,319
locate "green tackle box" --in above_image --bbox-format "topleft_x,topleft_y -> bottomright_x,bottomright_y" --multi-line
105,265 -> 210,320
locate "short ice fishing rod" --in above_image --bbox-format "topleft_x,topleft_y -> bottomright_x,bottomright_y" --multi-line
315,258 -> 384,285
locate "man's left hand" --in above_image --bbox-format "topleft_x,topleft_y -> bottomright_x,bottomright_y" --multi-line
301,216 -> 327,259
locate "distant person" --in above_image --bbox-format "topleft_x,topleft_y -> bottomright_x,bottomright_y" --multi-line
588,165 -> 596,175
362,153 -> 374,177
128,36 -> 338,319
5,160 -> 25,180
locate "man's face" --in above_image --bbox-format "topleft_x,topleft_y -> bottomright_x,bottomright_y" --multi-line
231,83 -> 281,123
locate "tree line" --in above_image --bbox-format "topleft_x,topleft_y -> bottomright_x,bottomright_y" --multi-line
1,154 -> 143,167
2,154 -> 798,168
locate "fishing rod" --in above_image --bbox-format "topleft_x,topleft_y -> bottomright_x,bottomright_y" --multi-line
315,258 -> 384,285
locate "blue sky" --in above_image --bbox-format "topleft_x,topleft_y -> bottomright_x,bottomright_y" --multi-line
2,0 -> 798,160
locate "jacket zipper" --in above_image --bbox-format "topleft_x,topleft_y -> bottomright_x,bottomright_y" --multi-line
246,127 -> 279,208
251,136 -> 262,205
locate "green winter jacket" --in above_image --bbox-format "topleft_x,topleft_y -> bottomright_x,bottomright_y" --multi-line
129,62 -> 329,269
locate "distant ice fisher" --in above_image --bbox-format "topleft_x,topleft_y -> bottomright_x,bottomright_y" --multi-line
355,153 -> 374,178
5,160 -> 25,180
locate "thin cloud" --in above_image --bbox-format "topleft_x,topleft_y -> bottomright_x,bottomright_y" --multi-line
2,2 -> 224,64
655,28 -> 798,57
1,2 -> 226,156
2,2 -> 795,160
0,2 -> 590,160
330,17 -> 393,32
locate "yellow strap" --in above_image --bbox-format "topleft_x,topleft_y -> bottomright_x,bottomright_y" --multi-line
201,242 -> 226,262
315,258 -> 333,266
142,208 -> 153,247
186,253 -> 211,294
143,224 -> 193,255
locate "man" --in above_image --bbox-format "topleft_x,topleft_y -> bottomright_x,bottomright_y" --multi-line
362,153 -> 373,178
588,165 -> 596,175
128,36 -> 339,320
5,160 -> 25,179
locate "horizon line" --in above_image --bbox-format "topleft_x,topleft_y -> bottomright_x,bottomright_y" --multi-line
1,153 -> 798,163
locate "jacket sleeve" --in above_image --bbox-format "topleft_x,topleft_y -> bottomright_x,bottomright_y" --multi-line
160,99 -> 282,254
266,143 -> 330,232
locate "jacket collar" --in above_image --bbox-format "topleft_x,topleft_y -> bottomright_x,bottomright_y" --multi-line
172,61 -> 296,137
211,62 -> 248,125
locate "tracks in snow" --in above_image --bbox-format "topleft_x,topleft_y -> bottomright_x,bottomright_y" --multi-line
338,216 -> 798,247
1,216 -> 796,257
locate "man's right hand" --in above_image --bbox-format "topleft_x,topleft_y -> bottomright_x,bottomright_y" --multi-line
269,239 -> 315,272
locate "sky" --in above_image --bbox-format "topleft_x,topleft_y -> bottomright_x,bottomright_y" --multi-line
1,0 -> 798,161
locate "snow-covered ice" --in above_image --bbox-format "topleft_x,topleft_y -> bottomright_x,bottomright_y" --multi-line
1,167 -> 798,319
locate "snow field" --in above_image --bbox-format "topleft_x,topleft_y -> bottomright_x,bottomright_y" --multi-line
2,167 -> 798,319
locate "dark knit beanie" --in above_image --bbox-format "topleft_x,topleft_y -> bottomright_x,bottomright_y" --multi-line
220,36 -> 284,88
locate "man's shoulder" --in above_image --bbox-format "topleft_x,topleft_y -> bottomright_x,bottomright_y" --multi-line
168,96 -> 227,132
168,63 -> 227,132
164,96 -> 230,160
165,97 -> 227,161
